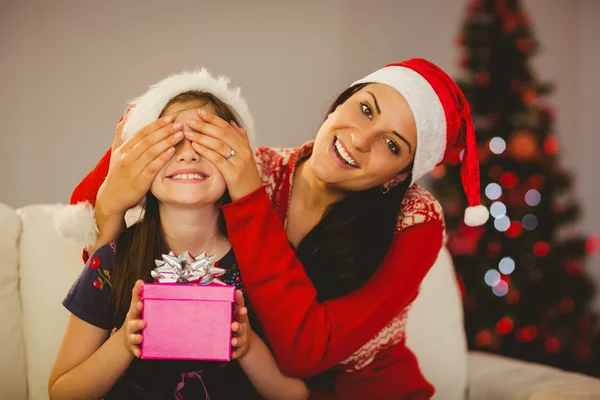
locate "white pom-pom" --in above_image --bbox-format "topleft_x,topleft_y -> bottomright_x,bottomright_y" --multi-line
464,205 -> 489,227
53,202 -> 98,248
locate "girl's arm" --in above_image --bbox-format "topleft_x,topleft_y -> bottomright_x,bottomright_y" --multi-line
50,277 -> 145,400
48,316 -> 132,400
231,291 -> 310,400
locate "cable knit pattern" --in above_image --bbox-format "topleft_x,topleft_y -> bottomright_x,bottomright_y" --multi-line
338,306 -> 411,372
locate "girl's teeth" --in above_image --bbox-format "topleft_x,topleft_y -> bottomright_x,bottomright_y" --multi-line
171,174 -> 205,180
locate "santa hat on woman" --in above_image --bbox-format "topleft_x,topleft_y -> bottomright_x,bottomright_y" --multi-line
352,58 -> 489,227
54,69 -> 255,247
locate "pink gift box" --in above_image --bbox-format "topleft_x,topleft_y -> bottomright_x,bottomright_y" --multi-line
140,282 -> 235,361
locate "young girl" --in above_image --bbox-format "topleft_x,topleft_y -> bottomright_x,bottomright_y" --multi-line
49,72 -> 309,400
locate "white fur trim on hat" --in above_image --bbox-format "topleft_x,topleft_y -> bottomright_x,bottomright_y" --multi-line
464,205 -> 490,227
54,202 -> 98,249
352,66 -> 446,185
123,68 -> 255,144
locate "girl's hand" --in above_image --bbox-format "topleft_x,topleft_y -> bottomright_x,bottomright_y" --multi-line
231,290 -> 252,359
121,280 -> 146,358
184,110 -> 262,201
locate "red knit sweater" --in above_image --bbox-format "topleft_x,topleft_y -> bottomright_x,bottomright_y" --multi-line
221,144 -> 445,399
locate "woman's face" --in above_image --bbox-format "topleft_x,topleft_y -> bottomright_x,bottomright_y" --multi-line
151,101 -> 227,207
310,83 -> 417,192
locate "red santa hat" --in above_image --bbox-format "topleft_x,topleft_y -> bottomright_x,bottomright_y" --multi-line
352,58 -> 489,227
54,69 -> 255,247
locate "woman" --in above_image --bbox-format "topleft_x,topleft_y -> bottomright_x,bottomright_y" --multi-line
50,71 -> 309,400
57,58 -> 488,399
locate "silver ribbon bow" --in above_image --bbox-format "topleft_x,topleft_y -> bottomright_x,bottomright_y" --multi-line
151,251 -> 226,285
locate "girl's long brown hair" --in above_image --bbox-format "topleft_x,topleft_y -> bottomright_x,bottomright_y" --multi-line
111,91 -> 241,328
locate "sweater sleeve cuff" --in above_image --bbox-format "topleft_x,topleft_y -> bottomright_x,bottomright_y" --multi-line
221,186 -> 270,213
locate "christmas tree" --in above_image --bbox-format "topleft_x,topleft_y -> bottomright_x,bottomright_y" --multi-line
431,0 -> 600,375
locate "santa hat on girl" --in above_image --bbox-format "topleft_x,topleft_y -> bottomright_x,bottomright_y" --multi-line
352,58 -> 489,227
54,69 -> 255,247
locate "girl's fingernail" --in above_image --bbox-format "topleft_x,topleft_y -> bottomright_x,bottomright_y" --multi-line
192,142 -> 201,150
172,122 -> 182,129
198,109 -> 207,117
185,131 -> 195,138
174,132 -> 183,139
167,147 -> 175,154
188,119 -> 197,126
164,116 -> 173,123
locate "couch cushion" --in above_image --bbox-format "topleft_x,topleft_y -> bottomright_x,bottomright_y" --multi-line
0,203 -> 28,399
468,351 -> 600,399
406,246 -> 468,400
17,204 -> 83,400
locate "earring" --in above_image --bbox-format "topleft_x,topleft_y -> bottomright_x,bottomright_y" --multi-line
381,185 -> 390,195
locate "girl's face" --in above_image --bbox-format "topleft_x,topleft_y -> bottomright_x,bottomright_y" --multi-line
150,101 -> 227,207
310,83 -> 418,192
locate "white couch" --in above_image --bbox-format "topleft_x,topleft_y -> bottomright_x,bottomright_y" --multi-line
1,202 -> 600,400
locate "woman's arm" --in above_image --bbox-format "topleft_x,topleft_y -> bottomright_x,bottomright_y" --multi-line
48,316 -> 133,400
222,188 -> 444,377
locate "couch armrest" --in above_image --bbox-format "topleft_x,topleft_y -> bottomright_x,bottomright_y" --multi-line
467,351 -> 600,400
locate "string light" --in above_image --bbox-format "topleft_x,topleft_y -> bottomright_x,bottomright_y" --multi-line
499,257 -> 516,274
486,183 -> 502,200
492,280 -> 509,297
484,269 -> 501,287
525,189 -> 541,206
490,201 -> 507,219
522,214 -> 538,230
494,216 -> 511,232
489,137 -> 506,154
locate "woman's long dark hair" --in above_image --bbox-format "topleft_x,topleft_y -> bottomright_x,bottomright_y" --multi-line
297,83 -> 413,301
111,91 -> 238,327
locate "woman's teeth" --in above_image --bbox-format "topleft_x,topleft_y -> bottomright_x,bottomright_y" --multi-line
170,173 -> 206,180
334,138 -> 358,167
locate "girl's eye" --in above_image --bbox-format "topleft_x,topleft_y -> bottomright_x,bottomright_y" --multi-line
385,137 -> 399,155
361,103 -> 373,120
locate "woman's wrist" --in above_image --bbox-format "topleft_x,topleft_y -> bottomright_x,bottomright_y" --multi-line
96,182 -> 128,219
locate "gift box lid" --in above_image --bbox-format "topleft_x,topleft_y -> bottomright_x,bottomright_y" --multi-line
141,283 -> 235,302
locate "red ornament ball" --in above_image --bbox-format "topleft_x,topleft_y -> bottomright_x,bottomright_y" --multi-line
544,337 -> 561,354
533,241 -> 550,257
475,72 -> 491,87
517,38 -> 534,53
475,330 -> 493,347
565,260 -> 583,276
495,317 -> 515,335
543,136 -> 560,156
516,325 -> 538,342
509,131 -> 538,161
506,221 -> 523,238
499,172 -> 518,189
506,289 -> 520,305
558,297 -> 575,314
585,236 -> 599,255
528,174 -> 545,190
93,280 -> 101,289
